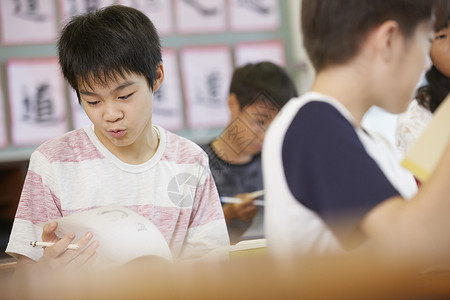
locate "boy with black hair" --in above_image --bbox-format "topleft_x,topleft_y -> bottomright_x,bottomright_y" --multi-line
263,0 -> 450,263
202,61 -> 298,243
6,5 -> 229,269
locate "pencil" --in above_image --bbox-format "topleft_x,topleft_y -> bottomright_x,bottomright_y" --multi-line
30,241 -> 81,250
220,197 -> 265,206
220,189 -> 265,206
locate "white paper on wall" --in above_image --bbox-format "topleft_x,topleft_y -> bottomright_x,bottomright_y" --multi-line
152,48 -> 184,132
117,0 -> 173,36
174,0 -> 226,34
180,46 -> 232,130
59,0 -> 115,24
0,74 -> 8,148
0,0 -> 58,45
234,40 -> 286,67
7,58 -> 69,147
69,88 -> 92,129
229,0 -> 280,32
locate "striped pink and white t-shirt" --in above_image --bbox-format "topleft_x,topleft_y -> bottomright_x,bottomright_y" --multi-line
6,125 -> 229,261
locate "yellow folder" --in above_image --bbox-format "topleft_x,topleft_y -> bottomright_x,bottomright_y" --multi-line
401,93 -> 450,182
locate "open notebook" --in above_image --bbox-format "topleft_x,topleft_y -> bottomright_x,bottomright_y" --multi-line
401,93 -> 450,182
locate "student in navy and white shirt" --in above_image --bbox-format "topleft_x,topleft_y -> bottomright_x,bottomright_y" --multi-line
263,93 -> 417,258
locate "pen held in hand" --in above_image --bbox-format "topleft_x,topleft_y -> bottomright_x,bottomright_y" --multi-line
248,189 -> 264,199
30,241 -> 81,250
220,190 -> 265,206
220,197 -> 264,206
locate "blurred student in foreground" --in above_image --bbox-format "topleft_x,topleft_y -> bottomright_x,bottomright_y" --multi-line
263,0 -> 450,265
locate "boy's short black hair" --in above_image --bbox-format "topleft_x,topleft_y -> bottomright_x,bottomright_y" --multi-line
58,5 -> 162,102
301,0 -> 436,72
229,62 -> 298,111
434,0 -> 450,31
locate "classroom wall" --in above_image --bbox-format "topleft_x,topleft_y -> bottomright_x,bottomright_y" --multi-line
0,0 -> 312,163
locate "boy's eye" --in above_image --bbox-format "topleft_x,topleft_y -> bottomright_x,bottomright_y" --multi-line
435,34 -> 447,40
87,101 -> 100,106
118,92 -> 134,100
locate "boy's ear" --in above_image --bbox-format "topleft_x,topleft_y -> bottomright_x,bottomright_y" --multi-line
153,63 -> 165,93
373,20 -> 401,62
227,93 -> 241,117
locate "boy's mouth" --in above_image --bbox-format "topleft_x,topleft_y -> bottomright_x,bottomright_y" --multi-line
109,129 -> 126,138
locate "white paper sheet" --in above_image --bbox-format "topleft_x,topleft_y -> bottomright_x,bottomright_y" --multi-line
117,0 -> 173,36
229,0 -> 280,32
174,0 -> 226,34
47,204 -> 173,264
0,0 -> 58,45
180,46 -> 232,129
234,40 -> 286,67
152,48 -> 184,132
59,0 -> 115,23
7,58 -> 69,147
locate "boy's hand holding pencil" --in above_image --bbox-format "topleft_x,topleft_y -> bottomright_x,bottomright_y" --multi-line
34,221 -> 99,270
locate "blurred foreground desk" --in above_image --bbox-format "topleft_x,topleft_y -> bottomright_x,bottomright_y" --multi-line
2,250 -> 450,300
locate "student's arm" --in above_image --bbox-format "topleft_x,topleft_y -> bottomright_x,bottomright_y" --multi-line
9,150 -> 98,271
361,141 -> 450,262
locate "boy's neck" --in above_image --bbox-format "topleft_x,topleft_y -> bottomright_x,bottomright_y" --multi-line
97,125 -> 160,165
311,65 -> 374,127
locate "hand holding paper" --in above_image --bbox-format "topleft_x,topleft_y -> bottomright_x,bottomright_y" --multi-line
40,205 -> 172,265
33,221 -> 98,271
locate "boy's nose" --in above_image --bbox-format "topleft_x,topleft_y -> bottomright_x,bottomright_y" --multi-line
104,104 -> 123,122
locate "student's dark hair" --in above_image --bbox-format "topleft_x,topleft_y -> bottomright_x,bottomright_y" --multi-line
57,5 -> 162,103
416,67 -> 450,113
417,0 -> 450,113
229,62 -> 298,110
301,0 -> 436,72
434,0 -> 450,31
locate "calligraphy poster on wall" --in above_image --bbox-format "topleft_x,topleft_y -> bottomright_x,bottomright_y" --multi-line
152,48 -> 184,132
59,0 -> 115,24
7,58 -> 69,147
234,40 -> 286,67
118,0 -> 173,36
180,46 -> 232,130
0,74 -> 8,148
69,88 -> 92,129
0,0 -> 58,45
229,0 -> 280,32
174,0 -> 226,34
